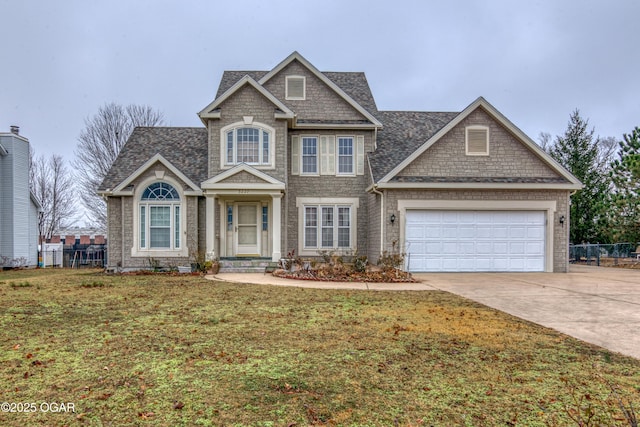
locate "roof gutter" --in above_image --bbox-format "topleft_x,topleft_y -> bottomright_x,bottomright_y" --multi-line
369,184 -> 385,256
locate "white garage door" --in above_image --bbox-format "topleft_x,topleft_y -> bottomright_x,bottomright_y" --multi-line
405,210 -> 545,272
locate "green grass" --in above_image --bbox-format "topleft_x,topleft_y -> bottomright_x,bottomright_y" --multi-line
0,269 -> 638,426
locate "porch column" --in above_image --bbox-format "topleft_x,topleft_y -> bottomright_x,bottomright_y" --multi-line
206,194 -> 216,260
271,193 -> 282,261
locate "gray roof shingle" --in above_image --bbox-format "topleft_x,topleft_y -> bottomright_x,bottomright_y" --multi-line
368,111 -> 459,182
99,127 -> 208,191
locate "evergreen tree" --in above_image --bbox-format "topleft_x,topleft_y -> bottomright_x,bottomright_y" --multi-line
608,127 -> 640,244
549,110 -> 610,243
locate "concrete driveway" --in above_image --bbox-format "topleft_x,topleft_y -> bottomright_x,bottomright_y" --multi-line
415,265 -> 640,359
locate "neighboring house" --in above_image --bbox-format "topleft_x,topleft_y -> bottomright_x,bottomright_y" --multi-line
99,52 -> 581,273
0,126 -> 41,268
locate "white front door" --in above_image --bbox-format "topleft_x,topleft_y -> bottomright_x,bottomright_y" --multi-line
234,203 -> 260,256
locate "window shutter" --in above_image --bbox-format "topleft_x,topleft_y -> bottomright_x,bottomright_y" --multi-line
356,135 -> 365,175
467,128 -> 489,155
291,135 -> 300,175
320,136 -> 336,175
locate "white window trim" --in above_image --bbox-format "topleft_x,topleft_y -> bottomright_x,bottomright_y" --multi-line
220,121 -> 275,169
301,135 -> 319,176
296,197 -> 359,256
132,176 -> 188,258
285,75 -> 306,100
465,125 -> 490,156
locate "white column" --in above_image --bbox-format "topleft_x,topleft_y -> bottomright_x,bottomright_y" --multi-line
271,193 -> 282,261
206,194 -> 216,260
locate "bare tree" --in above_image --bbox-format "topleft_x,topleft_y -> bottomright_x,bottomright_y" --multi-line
538,131 -> 553,152
30,149 -> 77,240
596,136 -> 618,173
74,103 -> 164,226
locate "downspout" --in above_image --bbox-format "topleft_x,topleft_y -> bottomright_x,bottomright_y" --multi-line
121,197 -> 125,271
370,184 -> 384,255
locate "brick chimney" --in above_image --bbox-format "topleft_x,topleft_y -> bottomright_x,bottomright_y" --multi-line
10,125 -> 19,135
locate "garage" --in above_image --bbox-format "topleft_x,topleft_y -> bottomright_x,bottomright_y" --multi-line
405,210 -> 546,272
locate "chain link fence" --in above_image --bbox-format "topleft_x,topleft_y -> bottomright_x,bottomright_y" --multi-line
569,243 -> 638,266
39,246 -> 107,268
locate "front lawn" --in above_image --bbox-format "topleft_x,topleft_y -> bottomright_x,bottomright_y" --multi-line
0,269 -> 638,426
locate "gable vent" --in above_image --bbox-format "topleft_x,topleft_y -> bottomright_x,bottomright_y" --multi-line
286,76 -> 305,100
466,126 -> 489,156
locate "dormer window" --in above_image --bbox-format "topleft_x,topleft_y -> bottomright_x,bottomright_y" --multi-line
221,122 -> 275,168
466,126 -> 490,156
286,75 -> 306,100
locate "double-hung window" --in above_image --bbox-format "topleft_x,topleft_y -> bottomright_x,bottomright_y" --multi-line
139,182 -> 181,250
292,135 -> 363,176
224,125 -> 273,166
303,205 -> 351,250
337,137 -> 354,174
302,137 -> 318,174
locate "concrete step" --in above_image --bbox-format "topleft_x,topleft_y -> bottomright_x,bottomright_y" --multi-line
219,258 -> 276,273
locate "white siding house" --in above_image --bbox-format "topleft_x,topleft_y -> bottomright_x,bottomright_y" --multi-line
0,126 -> 41,268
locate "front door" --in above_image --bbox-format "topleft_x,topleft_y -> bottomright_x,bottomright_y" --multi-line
234,203 -> 260,256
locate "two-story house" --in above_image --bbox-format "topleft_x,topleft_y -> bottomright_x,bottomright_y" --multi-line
0,126 -> 41,268
99,52 -> 581,273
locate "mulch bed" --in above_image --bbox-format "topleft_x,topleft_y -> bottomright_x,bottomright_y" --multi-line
272,268 -> 416,283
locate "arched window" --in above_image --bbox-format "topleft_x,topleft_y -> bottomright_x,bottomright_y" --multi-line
222,123 -> 274,167
139,182 -> 181,249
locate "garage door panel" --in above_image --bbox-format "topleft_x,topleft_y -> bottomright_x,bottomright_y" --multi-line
527,259 -> 544,270
424,243 -> 440,254
459,242 -> 475,254
407,225 -> 426,238
493,242 -> 508,254
442,242 -> 458,254
492,227 -> 509,238
476,242 -> 492,254
442,226 -> 458,238
527,227 -> 545,239
441,258 -> 458,270
526,242 -> 544,255
459,226 -> 475,238
406,210 -> 545,272
508,242 -> 526,254
476,225 -> 492,238
509,227 -> 526,238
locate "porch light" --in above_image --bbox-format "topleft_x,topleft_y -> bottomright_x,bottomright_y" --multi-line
390,213 -> 396,224
559,215 -> 565,227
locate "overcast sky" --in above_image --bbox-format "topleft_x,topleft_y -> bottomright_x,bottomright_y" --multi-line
1,0 -> 639,163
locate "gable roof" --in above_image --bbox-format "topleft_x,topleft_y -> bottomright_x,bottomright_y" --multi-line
109,153 -> 203,196
213,52 -> 381,127
216,70 -> 378,116
198,75 -> 295,122
98,127 -> 208,193
259,51 -> 381,127
371,97 -> 582,189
